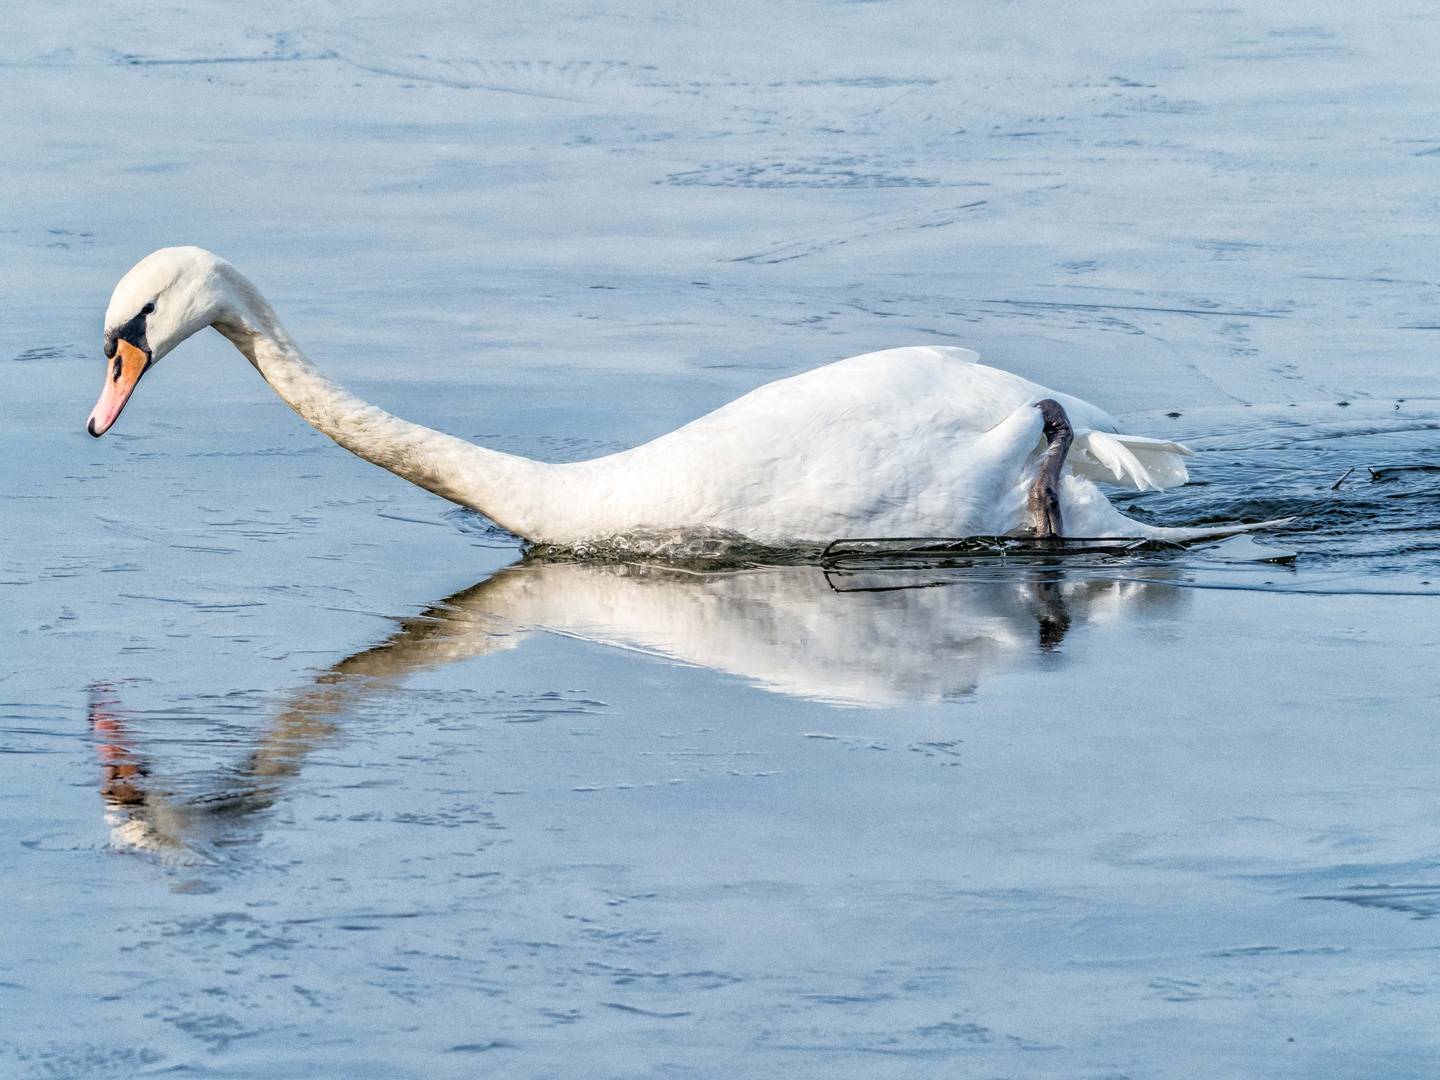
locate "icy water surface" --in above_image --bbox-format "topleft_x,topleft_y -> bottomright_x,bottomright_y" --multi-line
5,2 -> 1440,1077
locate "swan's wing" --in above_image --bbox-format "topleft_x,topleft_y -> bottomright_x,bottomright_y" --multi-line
1070,430 -> 1192,490
1108,434 -> 1194,458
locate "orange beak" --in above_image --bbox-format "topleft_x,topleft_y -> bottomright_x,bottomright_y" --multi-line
87,340 -> 149,437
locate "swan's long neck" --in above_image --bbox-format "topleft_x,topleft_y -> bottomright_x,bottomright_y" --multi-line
209,270 -> 547,534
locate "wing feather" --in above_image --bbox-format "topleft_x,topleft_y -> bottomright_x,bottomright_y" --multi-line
1070,430 -> 1191,490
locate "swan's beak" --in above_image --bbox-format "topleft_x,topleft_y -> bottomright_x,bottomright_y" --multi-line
87,340 -> 149,437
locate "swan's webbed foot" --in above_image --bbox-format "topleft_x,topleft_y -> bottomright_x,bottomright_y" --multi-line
1028,399 -> 1074,539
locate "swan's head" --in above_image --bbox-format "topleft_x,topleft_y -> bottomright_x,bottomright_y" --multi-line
88,247 -> 240,437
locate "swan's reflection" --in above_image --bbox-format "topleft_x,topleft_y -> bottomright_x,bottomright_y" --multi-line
90,561 -> 1185,859
421,562 -> 1181,706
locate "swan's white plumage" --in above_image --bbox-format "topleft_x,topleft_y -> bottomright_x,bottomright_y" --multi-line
1070,431 -> 1193,491
484,344 -> 1209,543
97,248 -> 1242,545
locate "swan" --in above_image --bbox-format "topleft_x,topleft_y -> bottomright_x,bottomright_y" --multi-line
87,246 -> 1234,546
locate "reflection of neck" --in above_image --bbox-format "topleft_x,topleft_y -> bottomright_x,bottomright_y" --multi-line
210,268 -> 549,534
89,674 -> 360,858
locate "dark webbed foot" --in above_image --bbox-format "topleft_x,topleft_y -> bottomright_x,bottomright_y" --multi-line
1028,399 -> 1074,538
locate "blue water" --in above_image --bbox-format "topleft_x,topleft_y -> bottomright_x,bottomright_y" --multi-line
4,3 -> 1440,1077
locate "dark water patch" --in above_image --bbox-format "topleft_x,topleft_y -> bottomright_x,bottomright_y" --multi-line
665,158 -> 945,188
1116,400 -> 1440,579
10,345 -> 69,362
117,52 -> 334,66
392,805 -> 497,827
804,991 -> 896,1005
445,506 -> 525,547
599,1001 -> 693,1018
162,1009 -> 260,1051
585,961 -> 740,988
2,1043 -> 164,1076
282,912 -> 438,930
1207,945 -> 1350,958
1305,885 -> 1440,920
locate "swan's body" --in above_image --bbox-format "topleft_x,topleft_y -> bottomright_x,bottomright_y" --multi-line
489,348 -> 1193,543
89,247 -> 1222,546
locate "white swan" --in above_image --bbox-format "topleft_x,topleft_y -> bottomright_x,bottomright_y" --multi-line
88,247 -> 1227,546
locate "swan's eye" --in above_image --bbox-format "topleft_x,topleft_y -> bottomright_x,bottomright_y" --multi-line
140,301 -> 156,316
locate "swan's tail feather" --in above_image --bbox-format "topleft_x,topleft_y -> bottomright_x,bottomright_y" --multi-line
1143,517 -> 1294,542
1070,430 -> 1192,490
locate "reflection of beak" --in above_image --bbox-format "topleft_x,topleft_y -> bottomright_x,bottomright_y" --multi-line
87,340 -> 149,437
88,682 -> 149,808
